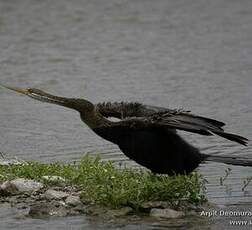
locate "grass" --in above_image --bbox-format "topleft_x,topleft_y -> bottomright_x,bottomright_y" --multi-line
0,155 -> 207,210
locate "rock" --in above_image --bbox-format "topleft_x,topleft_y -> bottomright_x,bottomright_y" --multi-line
65,195 -> 82,206
11,179 -> 43,193
85,205 -> 132,218
44,189 -> 69,200
42,176 -> 65,183
186,210 -> 198,216
29,202 -> 69,217
150,208 -> 185,219
85,205 -> 109,216
0,179 -> 43,195
15,203 -> 30,217
106,207 -> 133,218
72,204 -> 86,214
0,181 -> 17,195
140,201 -> 171,212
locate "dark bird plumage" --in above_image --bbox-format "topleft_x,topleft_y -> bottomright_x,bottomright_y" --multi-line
1,85 -> 250,175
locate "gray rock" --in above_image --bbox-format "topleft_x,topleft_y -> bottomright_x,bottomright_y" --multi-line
106,207 -> 133,218
0,181 -> 17,195
29,202 -> 69,217
150,208 -> 185,219
65,195 -> 82,206
0,179 -> 43,195
85,205 -> 132,218
85,205 -> 110,216
15,203 -> 30,217
140,201 -> 170,211
44,189 -> 69,200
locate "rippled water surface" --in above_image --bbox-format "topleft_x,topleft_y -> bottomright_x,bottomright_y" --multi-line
0,0 -> 252,229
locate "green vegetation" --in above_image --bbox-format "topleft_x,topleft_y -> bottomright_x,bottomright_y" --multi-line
0,155 -> 207,210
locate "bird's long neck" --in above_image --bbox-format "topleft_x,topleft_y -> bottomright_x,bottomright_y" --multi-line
79,105 -> 113,129
44,96 -> 112,129
24,90 -> 112,129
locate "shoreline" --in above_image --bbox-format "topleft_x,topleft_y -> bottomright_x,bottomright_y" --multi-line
0,155 -> 207,219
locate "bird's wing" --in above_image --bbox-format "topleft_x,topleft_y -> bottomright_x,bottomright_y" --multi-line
96,102 -> 150,118
96,102 -> 225,128
101,113 -> 248,146
96,102 -> 188,118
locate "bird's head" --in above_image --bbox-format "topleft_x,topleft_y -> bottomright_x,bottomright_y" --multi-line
0,84 -> 94,113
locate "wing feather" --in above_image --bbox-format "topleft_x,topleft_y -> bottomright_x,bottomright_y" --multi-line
96,102 -> 248,146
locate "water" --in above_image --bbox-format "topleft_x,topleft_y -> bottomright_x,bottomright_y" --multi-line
0,0 -> 252,228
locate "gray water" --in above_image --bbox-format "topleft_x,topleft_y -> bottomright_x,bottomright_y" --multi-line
0,0 -> 252,229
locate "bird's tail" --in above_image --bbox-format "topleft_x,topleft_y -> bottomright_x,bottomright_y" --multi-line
204,154 -> 252,167
211,131 -> 248,146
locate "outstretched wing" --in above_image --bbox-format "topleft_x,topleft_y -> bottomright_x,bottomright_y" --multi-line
148,113 -> 248,145
96,102 -> 248,146
96,102 -> 154,118
96,101 -> 225,129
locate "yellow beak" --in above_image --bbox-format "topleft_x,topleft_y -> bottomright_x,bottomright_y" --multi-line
0,84 -> 29,95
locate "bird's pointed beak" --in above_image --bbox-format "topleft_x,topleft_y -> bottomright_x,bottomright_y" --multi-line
0,84 -> 29,95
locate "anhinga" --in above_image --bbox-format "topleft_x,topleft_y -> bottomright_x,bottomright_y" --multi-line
1,85 -> 251,175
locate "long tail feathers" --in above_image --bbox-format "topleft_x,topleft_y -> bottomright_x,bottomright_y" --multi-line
204,154 -> 252,167
211,131 -> 248,146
